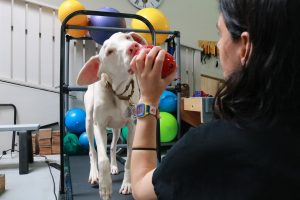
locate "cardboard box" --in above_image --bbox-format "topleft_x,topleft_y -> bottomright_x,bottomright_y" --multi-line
39,146 -> 52,155
38,128 -> 52,155
51,130 -> 60,154
38,128 -> 52,140
0,174 -> 5,194
32,132 -> 38,155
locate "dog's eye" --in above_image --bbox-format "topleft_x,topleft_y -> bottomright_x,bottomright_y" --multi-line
106,49 -> 115,56
126,35 -> 131,40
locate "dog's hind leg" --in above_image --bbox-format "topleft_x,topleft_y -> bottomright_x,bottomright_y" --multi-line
84,86 -> 99,184
110,128 -> 121,175
94,123 -> 112,200
119,121 -> 135,195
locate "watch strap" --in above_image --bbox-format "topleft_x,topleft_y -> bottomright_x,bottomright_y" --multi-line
134,103 -> 159,119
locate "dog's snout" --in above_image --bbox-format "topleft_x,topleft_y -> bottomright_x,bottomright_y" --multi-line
128,42 -> 140,56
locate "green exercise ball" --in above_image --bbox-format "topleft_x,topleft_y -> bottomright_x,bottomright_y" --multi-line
121,126 -> 128,142
63,132 -> 81,155
159,112 -> 178,142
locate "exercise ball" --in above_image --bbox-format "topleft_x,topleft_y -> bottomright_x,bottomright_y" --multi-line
79,132 -> 89,150
58,0 -> 88,25
131,8 -> 170,45
65,108 -> 86,134
159,112 -> 178,142
89,7 -> 126,45
121,126 -> 128,142
63,132 -> 81,155
159,90 -> 177,113
66,20 -> 88,38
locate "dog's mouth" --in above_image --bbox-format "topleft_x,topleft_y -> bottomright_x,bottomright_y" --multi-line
127,45 -> 142,75
128,68 -> 134,75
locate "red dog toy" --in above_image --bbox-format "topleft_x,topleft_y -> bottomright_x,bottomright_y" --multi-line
135,45 -> 176,78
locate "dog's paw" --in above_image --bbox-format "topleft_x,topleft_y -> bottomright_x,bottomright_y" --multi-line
100,192 -> 111,200
110,164 -> 119,175
99,185 -> 112,200
119,182 -> 132,195
88,169 -> 99,184
88,176 -> 99,185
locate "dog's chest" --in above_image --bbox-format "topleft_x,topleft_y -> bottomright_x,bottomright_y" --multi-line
105,101 -> 133,128
94,86 -> 134,127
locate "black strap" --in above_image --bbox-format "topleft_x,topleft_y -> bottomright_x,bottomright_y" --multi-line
132,147 -> 156,151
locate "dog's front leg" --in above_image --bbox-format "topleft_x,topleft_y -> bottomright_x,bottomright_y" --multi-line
86,112 -> 98,185
110,128 -> 120,175
94,123 -> 112,200
119,121 -> 135,195
84,87 -> 99,184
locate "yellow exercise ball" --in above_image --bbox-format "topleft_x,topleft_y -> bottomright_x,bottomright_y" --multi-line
66,20 -> 88,38
131,8 -> 170,45
58,0 -> 88,25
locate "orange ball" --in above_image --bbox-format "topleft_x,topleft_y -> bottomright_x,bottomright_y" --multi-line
66,20 -> 88,38
58,0 -> 88,25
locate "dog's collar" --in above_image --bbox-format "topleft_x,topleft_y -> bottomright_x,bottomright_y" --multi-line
105,79 -> 134,101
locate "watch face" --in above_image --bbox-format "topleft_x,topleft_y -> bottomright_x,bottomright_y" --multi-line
129,0 -> 163,9
135,104 -> 146,117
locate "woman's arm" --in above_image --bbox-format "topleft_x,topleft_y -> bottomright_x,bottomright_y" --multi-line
130,46 -> 177,199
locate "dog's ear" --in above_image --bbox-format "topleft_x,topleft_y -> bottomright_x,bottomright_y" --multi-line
76,55 -> 101,85
129,32 -> 147,45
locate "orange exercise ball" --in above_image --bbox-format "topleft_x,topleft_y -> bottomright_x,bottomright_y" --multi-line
131,8 -> 170,45
66,21 -> 88,38
58,0 -> 88,25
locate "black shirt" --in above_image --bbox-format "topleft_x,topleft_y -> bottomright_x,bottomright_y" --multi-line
153,119 -> 300,200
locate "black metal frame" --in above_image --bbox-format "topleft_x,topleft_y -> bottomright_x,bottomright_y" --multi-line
59,10 -> 181,198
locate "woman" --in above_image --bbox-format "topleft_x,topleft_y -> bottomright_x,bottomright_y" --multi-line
130,0 -> 300,199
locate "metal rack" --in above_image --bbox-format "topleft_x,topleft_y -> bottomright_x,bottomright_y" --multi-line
59,10 -> 181,198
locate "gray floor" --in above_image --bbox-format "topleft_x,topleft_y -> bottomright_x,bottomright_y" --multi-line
0,153 -> 135,200
0,153 -> 60,200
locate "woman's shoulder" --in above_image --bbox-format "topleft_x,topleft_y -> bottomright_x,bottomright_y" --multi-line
184,119 -> 246,142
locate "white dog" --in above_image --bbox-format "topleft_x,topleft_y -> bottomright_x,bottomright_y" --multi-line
76,32 -> 146,200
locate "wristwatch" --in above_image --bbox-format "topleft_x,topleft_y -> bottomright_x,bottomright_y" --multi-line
134,103 -> 159,119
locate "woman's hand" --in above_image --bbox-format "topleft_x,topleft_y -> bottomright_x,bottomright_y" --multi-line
130,46 -> 177,106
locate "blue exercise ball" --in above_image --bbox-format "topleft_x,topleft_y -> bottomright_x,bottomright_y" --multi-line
89,7 -> 126,45
79,132 -> 97,150
79,132 -> 89,150
65,108 -> 86,134
159,90 -> 177,113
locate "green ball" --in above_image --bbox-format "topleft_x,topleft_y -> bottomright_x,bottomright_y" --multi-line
63,132 -> 81,155
159,112 -> 178,142
121,126 -> 128,143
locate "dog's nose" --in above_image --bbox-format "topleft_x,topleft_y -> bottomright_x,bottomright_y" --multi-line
128,42 -> 140,56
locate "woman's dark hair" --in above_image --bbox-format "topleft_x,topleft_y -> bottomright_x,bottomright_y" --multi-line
214,0 -> 300,125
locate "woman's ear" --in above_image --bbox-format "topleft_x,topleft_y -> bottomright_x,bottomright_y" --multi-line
240,32 -> 252,65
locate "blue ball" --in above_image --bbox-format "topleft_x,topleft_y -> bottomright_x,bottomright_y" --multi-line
159,90 -> 177,113
79,132 -> 97,150
64,108 -> 86,134
79,132 -> 89,150
89,7 -> 126,45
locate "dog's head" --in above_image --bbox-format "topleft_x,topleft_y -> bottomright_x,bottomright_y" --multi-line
76,32 -> 147,85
